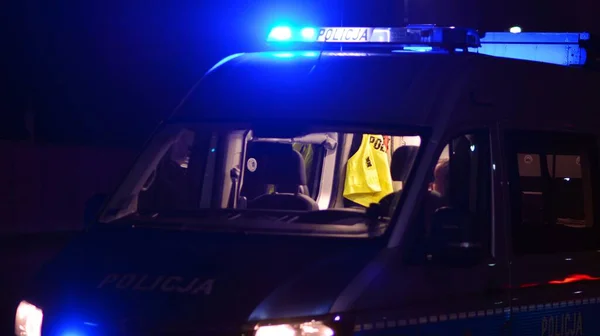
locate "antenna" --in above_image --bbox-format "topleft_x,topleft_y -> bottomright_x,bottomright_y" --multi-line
340,0 -> 344,51
340,0 -> 344,26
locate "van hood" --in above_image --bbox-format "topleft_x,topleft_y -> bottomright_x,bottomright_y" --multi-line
26,225 -> 380,334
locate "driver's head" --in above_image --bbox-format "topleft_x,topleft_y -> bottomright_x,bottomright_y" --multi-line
433,159 -> 449,195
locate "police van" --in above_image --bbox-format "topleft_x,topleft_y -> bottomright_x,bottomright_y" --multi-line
14,24 -> 600,336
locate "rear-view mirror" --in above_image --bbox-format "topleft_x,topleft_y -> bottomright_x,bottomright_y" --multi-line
83,193 -> 108,229
427,206 -> 483,267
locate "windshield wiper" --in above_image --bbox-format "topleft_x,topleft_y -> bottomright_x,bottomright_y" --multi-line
113,210 -> 379,236
135,207 -> 389,225
120,207 -> 388,236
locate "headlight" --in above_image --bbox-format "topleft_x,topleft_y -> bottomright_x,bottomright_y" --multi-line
255,320 -> 334,336
14,301 -> 43,336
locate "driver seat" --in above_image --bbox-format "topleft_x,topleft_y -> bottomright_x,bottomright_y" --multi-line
242,142 -> 319,211
378,145 -> 420,214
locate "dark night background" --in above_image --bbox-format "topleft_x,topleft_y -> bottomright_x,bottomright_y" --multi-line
0,0 -> 599,332
3,0 -> 600,148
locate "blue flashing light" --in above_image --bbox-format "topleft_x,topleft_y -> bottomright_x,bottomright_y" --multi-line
268,26 -> 292,41
301,27 -> 316,39
267,26 -> 319,42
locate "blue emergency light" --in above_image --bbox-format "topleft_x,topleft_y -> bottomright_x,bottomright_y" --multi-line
267,24 -> 482,50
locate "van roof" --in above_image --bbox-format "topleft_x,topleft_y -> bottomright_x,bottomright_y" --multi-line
171,51 -> 600,133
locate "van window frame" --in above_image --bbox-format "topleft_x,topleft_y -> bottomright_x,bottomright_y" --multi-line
505,130 -> 600,255
399,128 -> 495,264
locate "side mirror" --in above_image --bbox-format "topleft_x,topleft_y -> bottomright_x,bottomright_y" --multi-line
83,193 -> 108,229
427,206 -> 483,267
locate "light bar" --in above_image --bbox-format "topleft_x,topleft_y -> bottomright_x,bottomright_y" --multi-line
476,32 -> 590,66
267,24 -> 481,49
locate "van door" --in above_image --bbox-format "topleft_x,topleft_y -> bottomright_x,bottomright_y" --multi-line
504,130 -> 600,336
350,129 -> 511,336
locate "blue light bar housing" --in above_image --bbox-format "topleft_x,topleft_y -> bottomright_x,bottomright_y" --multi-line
267,24 -> 481,50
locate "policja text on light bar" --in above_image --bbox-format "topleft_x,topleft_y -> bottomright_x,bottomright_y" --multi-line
267,25 -> 482,49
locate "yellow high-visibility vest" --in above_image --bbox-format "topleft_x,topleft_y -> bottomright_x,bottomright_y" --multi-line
343,134 -> 393,207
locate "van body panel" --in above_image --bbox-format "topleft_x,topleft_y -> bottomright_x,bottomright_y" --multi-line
173,52 -> 467,127
25,227 -> 380,334
172,51 -> 600,135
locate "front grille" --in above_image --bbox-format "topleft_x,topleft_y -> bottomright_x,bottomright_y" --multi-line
155,333 -> 239,336
151,330 -> 242,336
45,313 -> 247,336
148,325 -> 247,336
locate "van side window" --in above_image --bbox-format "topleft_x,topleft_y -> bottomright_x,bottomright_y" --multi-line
506,132 -> 600,254
405,130 -> 492,264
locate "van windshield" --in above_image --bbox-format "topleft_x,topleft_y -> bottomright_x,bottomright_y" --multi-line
100,123 -> 423,237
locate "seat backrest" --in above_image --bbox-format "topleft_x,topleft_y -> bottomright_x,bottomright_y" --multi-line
550,154 -> 585,220
390,145 -> 419,183
552,177 -> 584,219
242,142 -> 318,211
517,153 -> 544,225
448,136 -> 472,210
379,145 -> 425,216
